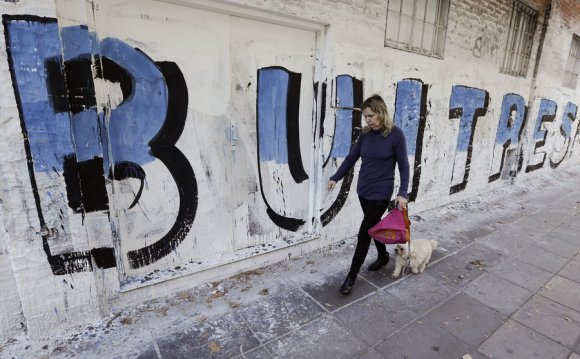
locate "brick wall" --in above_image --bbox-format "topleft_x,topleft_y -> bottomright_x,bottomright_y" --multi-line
558,0 -> 580,30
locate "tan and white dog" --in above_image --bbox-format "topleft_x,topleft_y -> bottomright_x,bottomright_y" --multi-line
391,239 -> 438,279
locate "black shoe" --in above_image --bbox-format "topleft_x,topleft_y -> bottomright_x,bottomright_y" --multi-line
367,254 -> 389,272
339,274 -> 356,295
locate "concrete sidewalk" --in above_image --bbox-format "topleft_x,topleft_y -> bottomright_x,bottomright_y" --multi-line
2,168 -> 580,359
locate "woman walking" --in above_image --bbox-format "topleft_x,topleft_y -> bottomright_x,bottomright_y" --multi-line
328,94 -> 410,295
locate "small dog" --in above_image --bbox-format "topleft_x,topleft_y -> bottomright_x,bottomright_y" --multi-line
391,239 -> 438,279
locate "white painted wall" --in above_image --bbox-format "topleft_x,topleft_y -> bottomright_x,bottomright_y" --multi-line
0,207 -> 23,338
0,0 -> 578,339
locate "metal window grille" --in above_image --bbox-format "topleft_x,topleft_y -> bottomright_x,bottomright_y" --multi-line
563,34 -> 580,89
500,1 -> 538,77
384,0 -> 450,58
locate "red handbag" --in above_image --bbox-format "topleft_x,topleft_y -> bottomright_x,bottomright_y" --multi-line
368,207 -> 411,244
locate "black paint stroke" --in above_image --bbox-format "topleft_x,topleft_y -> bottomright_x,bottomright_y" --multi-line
285,69 -> 309,184
525,100 -> 557,173
42,245 -> 116,275
45,56 -> 70,113
91,247 -> 116,269
63,154 -> 83,213
449,89 -> 490,195
78,156 -> 109,212
65,56 -> 97,113
62,154 -> 109,214
489,98 -> 529,182
321,79 -> 334,169
95,53 -> 138,209
264,207 -> 305,232
550,105 -> 577,169
321,76 -> 362,226
49,55 -> 109,213
3,15 -> 115,275
314,81 -> 327,143
127,61 -> 197,269
406,79 -> 428,202
255,67 -> 306,232
94,55 -> 133,101
47,56 -> 98,114
570,120 -> 580,154
48,56 -> 109,214
108,161 -> 145,209
549,127 -> 571,169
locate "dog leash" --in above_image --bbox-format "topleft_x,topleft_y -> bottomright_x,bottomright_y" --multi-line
401,204 -> 411,276
401,240 -> 412,276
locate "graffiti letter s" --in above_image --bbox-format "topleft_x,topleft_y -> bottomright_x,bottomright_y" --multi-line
549,102 -> 577,169
525,99 -> 557,173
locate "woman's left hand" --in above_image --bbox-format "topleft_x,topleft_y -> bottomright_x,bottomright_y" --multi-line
395,196 -> 408,209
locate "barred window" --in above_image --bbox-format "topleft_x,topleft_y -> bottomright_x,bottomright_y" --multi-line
384,0 -> 450,58
562,34 -> 580,89
500,1 -> 538,77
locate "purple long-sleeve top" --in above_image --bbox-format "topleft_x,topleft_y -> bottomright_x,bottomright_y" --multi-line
330,126 -> 410,200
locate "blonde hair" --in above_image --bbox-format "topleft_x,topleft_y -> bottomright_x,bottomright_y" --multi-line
360,94 -> 394,137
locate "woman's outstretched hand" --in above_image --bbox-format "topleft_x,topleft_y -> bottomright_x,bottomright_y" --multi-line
395,195 -> 408,209
327,180 -> 337,191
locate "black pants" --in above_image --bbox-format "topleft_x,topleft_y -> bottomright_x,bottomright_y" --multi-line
348,196 -> 391,276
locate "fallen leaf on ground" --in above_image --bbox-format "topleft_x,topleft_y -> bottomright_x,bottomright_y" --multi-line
466,259 -> 485,270
210,289 -> 228,300
209,342 -> 220,353
231,269 -> 264,282
155,307 -> 169,316
229,302 -> 240,309
177,291 -> 193,301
